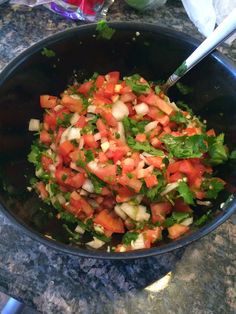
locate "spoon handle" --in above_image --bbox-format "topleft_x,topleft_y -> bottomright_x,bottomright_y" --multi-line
163,9 -> 236,92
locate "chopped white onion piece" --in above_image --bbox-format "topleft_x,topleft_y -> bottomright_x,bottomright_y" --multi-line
114,84 -> 122,93
70,112 -> 80,125
180,217 -> 193,226
54,104 -> 63,111
131,234 -> 145,250
60,126 -> 81,143
79,137 -> 84,149
93,224 -> 104,234
75,225 -> 85,234
112,100 -> 129,121
87,105 -> 96,113
120,203 -> 150,222
117,122 -> 126,143
145,121 -> 158,133
94,132 -> 101,141
160,182 -> 179,196
134,102 -> 149,115
111,95 -> 119,103
196,200 -> 212,206
101,141 -> 110,152
80,189 -> 88,196
82,179 -> 94,193
86,237 -> 105,249
28,119 -> 40,131
87,161 -> 99,171
57,194 -> 66,205
48,164 -> 56,173
114,205 -> 127,220
70,94 -> 81,100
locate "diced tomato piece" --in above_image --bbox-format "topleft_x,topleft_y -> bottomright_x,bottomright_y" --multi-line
83,134 -> 98,149
103,82 -> 115,97
102,196 -> 116,210
151,202 -> 172,223
147,106 -> 160,120
116,186 -> 135,203
98,151 -> 108,163
55,127 -> 65,145
96,118 -> 108,137
101,111 -> 118,127
184,127 -> 201,136
41,155 -> 53,171
126,102 -> 136,116
120,92 -> 136,103
118,175 -> 142,193
168,172 -> 183,183
94,209 -> 124,233
106,71 -> 120,84
174,198 -> 192,213
75,115 -> 87,128
206,129 -> 216,137
157,114 -> 170,126
58,140 -> 74,157
40,95 -> 57,108
77,81 -> 93,95
88,163 -> 117,185
69,149 -> 85,163
150,137 -> 162,148
35,181 -> 48,200
95,75 -> 105,88
112,149 -> 126,164
61,94 -> 84,113
44,112 -> 57,130
155,96 -> 174,115
136,133 -> 146,142
195,191 -> 205,199
55,167 -> 71,185
145,156 -> 163,168
121,158 -> 135,173
163,126 -> 171,133
144,175 -> 158,188
40,130 -> 51,145
149,126 -> 161,139
168,224 -> 189,239
93,94 -> 112,106
66,172 -> 86,189
144,93 -> 157,106
70,192 -> 94,217
144,227 -> 162,248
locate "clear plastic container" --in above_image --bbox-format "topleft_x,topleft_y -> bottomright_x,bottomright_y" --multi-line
125,0 -> 167,10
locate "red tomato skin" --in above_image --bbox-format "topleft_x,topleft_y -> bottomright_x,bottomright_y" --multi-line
94,209 -> 125,233
41,155 -> 53,171
96,118 -> 108,137
144,175 -> 158,188
40,130 -> 51,145
77,81 -> 93,95
83,134 -> 98,149
40,95 -> 57,108
58,140 -> 74,157
107,71 -> 120,84
151,202 -> 172,223
95,75 -> 105,88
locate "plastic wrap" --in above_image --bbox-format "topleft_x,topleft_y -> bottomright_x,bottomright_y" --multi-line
10,0 -> 114,21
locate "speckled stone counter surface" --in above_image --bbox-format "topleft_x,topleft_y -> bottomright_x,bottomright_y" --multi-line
0,1 -> 236,313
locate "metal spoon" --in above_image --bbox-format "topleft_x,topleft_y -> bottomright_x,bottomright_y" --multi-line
162,9 -> 236,93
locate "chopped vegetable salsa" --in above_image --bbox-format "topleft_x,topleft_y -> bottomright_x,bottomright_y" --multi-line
28,71 -> 229,252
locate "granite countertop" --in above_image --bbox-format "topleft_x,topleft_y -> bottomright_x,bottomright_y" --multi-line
0,1 -> 236,313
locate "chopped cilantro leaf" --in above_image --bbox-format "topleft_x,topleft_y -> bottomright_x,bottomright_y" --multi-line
127,136 -> 164,156
155,85 -> 161,94
62,174 -> 68,181
127,173 -> 133,179
41,48 -> 56,58
88,173 -> 105,194
85,150 -> 94,162
172,211 -> 191,223
92,232 -> 111,243
122,232 -> 139,245
162,134 -> 208,158
207,133 -> 228,165
194,210 -> 212,226
176,82 -> 193,95
96,20 -> 115,40
56,113 -> 73,128
176,101 -> 193,115
178,181 -> 195,205
76,159 -> 86,168
229,150 -> 236,159
125,74 -> 150,94
202,178 -> 224,199
170,111 -> 188,125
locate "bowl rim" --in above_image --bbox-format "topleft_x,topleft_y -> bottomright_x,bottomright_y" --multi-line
0,21 -> 235,259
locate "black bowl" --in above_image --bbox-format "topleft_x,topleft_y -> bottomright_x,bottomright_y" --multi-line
0,22 -> 236,259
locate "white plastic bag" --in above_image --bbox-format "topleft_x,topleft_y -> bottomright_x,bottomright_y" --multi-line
182,0 -> 236,44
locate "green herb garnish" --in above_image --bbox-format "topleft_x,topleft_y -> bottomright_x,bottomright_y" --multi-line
96,20 -> 115,40
41,48 -> 56,58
